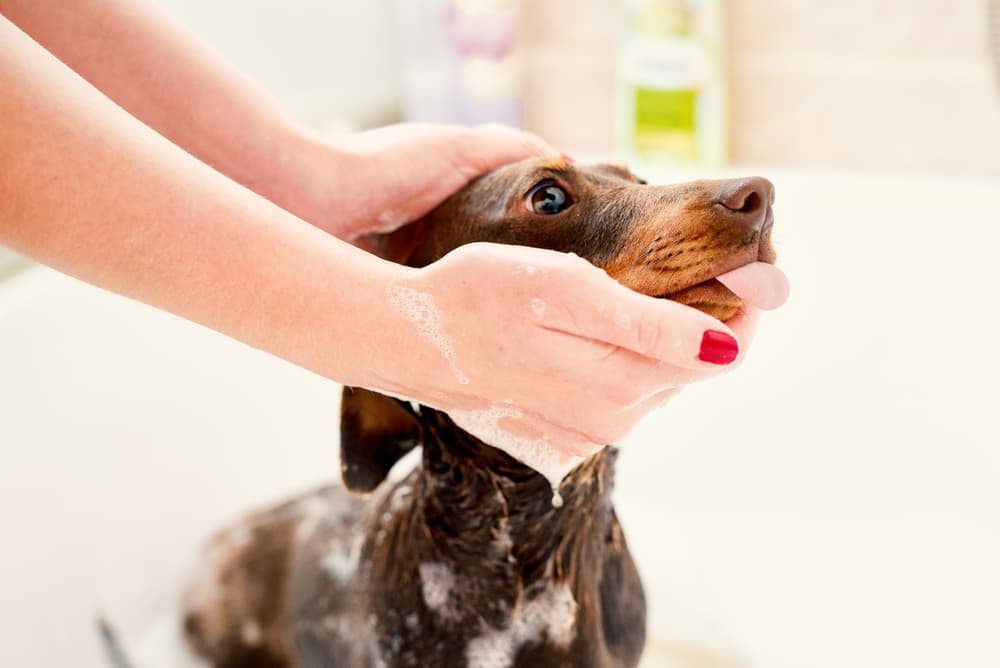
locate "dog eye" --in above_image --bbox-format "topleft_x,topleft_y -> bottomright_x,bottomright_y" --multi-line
529,184 -> 571,215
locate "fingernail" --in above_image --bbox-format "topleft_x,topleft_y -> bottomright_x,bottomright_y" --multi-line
561,153 -> 576,164
698,330 -> 739,365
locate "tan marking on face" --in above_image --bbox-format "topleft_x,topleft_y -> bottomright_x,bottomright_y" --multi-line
601,180 -> 771,321
536,157 -> 568,171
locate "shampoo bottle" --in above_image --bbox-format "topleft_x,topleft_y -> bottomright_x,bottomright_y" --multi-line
618,0 -> 728,164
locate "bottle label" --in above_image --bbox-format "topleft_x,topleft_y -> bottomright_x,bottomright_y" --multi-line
633,87 -> 698,158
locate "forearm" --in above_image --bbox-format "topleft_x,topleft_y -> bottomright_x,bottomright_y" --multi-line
0,0 -> 332,227
0,16 -> 401,387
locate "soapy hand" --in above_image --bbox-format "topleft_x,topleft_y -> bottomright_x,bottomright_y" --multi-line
373,243 -> 783,480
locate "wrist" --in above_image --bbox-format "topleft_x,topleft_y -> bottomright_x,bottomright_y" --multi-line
337,259 -> 452,402
324,253 -> 423,390
242,123 -> 353,238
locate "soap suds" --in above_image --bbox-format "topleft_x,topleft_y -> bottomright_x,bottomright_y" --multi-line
387,285 -> 470,385
389,484 -> 413,513
465,582 -> 577,668
294,493 -> 332,542
321,532 -> 362,582
449,406 -> 582,489
320,613 -> 387,668
418,562 -> 456,615
240,620 -> 262,646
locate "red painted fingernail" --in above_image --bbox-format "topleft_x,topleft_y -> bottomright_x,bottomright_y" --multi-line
698,330 -> 739,364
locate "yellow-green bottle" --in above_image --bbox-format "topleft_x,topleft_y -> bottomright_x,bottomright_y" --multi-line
618,0 -> 728,165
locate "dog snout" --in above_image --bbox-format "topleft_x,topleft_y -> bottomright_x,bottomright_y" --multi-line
714,177 -> 774,231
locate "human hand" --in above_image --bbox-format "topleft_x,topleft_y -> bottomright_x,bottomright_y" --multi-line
295,123 -> 559,241
371,243 -> 769,482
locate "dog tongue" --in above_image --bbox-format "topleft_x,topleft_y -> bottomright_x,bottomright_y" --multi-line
715,262 -> 789,310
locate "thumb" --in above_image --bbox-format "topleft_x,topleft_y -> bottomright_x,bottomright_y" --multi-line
537,264 -> 742,369
454,124 -> 560,177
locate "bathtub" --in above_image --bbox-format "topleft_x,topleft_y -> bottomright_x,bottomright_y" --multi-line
1,167 -> 998,668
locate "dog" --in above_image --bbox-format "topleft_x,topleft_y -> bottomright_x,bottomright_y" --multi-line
179,159 -> 776,668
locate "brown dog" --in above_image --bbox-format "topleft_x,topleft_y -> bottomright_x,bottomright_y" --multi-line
179,159 -> 776,668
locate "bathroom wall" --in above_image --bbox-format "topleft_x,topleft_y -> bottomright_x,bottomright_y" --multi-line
520,0 -> 1000,178
150,0 -> 1000,178
152,0 -> 399,128
3,0 -> 995,287
726,0 -> 1000,178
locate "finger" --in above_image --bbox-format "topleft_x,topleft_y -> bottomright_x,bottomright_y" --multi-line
638,385 -> 684,413
722,306 -> 761,365
602,387 -> 687,446
537,263 -> 742,370
612,313 -> 766,434
617,352 -> 720,398
458,124 -> 560,176
614,307 -> 763,396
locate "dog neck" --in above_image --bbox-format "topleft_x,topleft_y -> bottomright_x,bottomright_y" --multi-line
414,408 -> 617,586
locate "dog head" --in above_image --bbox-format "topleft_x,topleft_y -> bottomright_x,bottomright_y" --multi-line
341,159 -> 776,492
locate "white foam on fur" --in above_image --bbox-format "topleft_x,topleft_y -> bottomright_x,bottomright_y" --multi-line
321,531 -> 363,582
418,562 -> 456,615
387,285 -> 470,385
449,406 -> 582,492
465,582 -> 577,668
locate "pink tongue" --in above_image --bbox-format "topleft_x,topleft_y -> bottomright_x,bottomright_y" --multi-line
715,262 -> 790,310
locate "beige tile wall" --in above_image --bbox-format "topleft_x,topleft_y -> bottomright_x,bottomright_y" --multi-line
520,0 -> 621,153
521,0 -> 1000,178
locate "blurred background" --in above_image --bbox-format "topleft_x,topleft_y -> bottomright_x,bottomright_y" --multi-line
2,1 -> 1000,667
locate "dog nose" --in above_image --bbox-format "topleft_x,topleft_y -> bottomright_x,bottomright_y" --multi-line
715,177 -> 774,231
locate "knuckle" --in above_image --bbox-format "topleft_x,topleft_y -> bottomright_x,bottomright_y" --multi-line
633,315 -> 664,358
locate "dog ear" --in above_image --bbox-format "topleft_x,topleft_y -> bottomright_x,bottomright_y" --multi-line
338,221 -> 430,493
358,219 -> 426,266
340,387 -> 422,493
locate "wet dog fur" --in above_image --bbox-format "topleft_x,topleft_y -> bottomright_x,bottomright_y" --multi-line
180,159 -> 776,668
